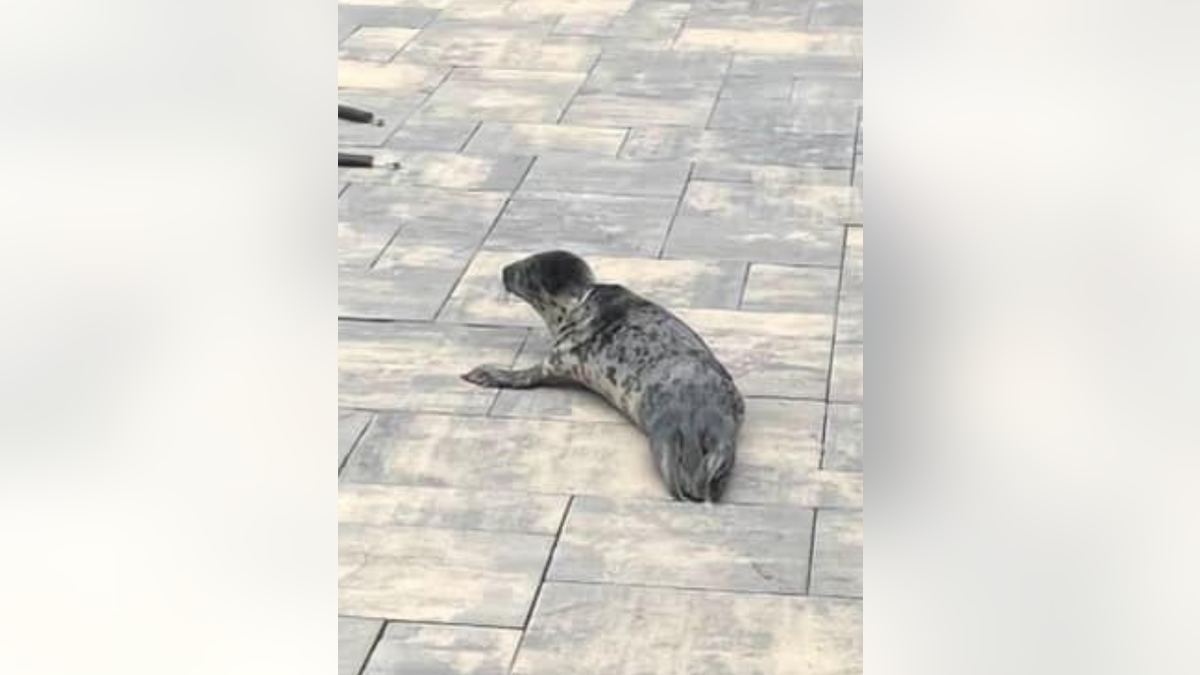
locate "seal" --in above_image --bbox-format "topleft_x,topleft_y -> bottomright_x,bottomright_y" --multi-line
462,250 -> 745,503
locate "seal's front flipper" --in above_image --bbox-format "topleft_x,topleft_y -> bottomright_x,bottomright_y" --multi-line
462,364 -> 553,389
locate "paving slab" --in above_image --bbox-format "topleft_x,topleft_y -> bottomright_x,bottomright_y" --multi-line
485,191 -> 679,257
513,583 -> 863,675
838,227 -> 863,342
414,68 -> 587,123
663,181 -> 854,267
823,403 -> 863,472
464,122 -> 627,156
339,26 -> 421,62
550,496 -> 814,593
810,509 -> 863,598
383,118 -> 481,151
829,341 -> 862,404
338,246 -> 468,321
363,623 -> 522,675
340,151 -> 533,191
339,617 -> 383,675
622,126 -> 855,169
338,321 -> 527,413
741,264 -> 841,316
342,400 -> 863,509
520,154 -> 691,197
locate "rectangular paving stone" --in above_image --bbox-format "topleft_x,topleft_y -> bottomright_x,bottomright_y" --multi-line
838,226 -> 863,341
810,0 -> 863,29
339,409 -> 371,469
339,4 -> 442,42
414,68 -> 586,123
340,483 -> 568,535
339,219 -> 398,269
513,583 -> 863,675
338,321 -> 527,413
550,497 -> 814,593
520,154 -> 691,197
663,181 -> 852,267
554,0 -> 688,40
730,53 -> 862,79
741,264 -> 840,316
338,247 -> 467,321
710,98 -> 860,134
465,122 -> 626,156
622,126 -> 855,169
342,399 -> 864,510
339,183 -> 509,231
485,191 -> 678,257
439,250 -> 746,327
384,119 -> 480,151
341,151 -> 533,191
829,341 -> 862,403
823,403 -> 862,471
339,26 -> 420,62
363,623 -> 521,675
693,162 -> 851,186
339,521 -> 553,626
794,77 -> 863,104
676,28 -> 862,56
339,617 -> 382,675
338,59 -> 448,93
810,509 -> 862,598
563,49 -> 728,127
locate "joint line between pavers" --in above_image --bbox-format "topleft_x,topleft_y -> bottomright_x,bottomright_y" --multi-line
655,161 -> 695,259
508,495 -> 576,674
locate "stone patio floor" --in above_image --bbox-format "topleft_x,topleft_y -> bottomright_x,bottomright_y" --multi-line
338,1 -> 862,673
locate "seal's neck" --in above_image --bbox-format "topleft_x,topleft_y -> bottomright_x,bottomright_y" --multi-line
541,285 -> 595,337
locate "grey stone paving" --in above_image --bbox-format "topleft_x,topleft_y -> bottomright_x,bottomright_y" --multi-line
339,0 -> 862,671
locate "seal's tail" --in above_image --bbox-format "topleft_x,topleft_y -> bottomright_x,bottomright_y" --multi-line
653,410 -> 738,503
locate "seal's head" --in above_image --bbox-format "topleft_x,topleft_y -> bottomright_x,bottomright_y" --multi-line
503,250 -> 595,329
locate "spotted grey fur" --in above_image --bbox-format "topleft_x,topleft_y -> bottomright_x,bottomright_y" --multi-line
462,251 -> 745,503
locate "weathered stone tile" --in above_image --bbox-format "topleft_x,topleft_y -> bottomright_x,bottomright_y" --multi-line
710,98 -> 860,134
465,122 -> 626,156
384,119 -> 480,151
823,403 -> 862,471
509,0 -> 635,19
339,522 -> 553,626
550,497 -> 814,593
400,20 -> 599,71
338,321 -> 526,413
811,509 -> 862,598
339,617 -> 382,675
339,4 -> 441,40
676,28 -> 862,56
440,250 -> 745,327
514,583 -> 863,675
485,191 -> 678,257
794,77 -> 863,104
829,341 -> 862,403
564,93 -> 718,127
741,264 -> 840,317
521,154 -> 691,197
563,50 -> 728,127
836,229 -> 863,342
339,26 -> 420,62
554,0 -> 689,40
338,59 -> 448,93
340,483 -> 568,535
414,68 -> 586,123
693,162 -> 850,186
730,53 -> 862,80
340,410 -> 371,469
343,399 -> 856,509
810,0 -> 863,29
721,73 -> 795,100
338,249 -> 465,321
664,182 -> 850,266
622,126 -> 855,169
339,219 -> 398,269
364,623 -> 521,675
341,151 -> 533,191
339,183 -> 509,232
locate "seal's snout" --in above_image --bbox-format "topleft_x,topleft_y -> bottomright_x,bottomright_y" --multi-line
501,264 -> 516,294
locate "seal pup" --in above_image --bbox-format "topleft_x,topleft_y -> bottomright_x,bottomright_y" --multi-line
462,251 -> 745,503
